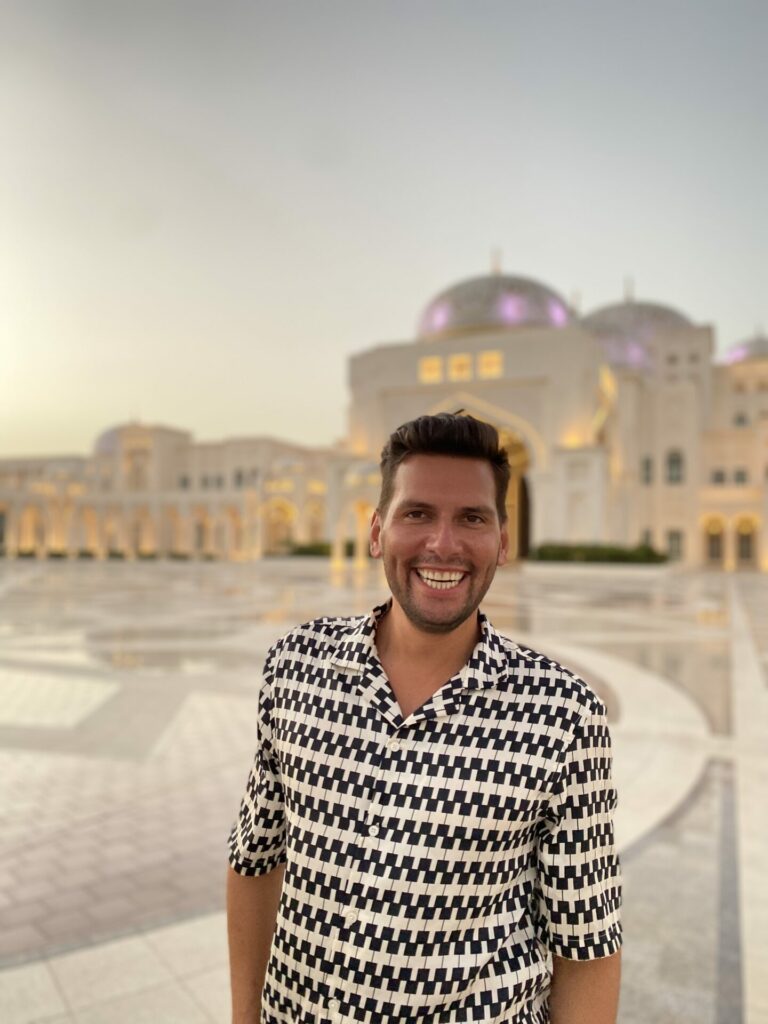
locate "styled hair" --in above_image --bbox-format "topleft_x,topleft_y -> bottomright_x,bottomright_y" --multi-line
378,411 -> 511,522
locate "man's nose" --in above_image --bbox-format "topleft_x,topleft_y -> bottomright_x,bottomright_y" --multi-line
424,518 -> 462,557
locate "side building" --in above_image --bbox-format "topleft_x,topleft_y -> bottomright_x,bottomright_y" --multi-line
0,423 -> 337,560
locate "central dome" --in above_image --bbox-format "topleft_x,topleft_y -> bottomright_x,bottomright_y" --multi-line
417,274 -> 573,340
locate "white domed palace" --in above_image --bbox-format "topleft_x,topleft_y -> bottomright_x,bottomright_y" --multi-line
2,269 -> 767,570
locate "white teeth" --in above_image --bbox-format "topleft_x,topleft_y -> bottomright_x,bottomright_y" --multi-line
415,569 -> 465,589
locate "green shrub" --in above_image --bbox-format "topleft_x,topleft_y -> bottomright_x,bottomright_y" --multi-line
288,540 -> 358,557
529,542 -> 666,563
290,541 -> 331,556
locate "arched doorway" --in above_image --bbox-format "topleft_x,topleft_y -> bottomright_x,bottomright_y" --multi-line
735,516 -> 758,569
703,517 -> 725,568
18,505 -> 46,556
499,430 -> 531,560
263,497 -> 297,555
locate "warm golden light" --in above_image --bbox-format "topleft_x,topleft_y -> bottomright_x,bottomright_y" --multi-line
448,353 -> 473,382
418,356 -> 443,383
477,350 -> 503,379
561,430 -> 584,448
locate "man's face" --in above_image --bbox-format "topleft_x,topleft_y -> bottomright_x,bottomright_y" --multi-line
370,454 -> 508,634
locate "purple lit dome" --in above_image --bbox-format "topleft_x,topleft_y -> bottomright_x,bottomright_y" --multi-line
417,274 -> 574,340
583,300 -> 693,370
724,333 -> 768,365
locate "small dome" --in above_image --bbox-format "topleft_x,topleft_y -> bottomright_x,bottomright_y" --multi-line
724,333 -> 768,364
417,273 -> 573,340
583,300 -> 693,369
93,426 -> 122,456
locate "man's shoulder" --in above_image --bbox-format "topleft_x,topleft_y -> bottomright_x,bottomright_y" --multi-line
490,626 -> 607,720
266,612 -> 370,663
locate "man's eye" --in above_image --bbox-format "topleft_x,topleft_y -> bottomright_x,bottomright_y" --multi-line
404,510 -> 425,519
465,514 -> 484,524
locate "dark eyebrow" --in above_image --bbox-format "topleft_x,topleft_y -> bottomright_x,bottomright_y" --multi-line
459,505 -> 496,518
395,500 -> 496,517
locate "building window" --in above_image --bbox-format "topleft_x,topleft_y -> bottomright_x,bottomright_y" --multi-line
234,469 -> 244,488
734,467 -> 749,484
640,528 -> 653,547
640,456 -> 653,484
447,353 -> 473,382
666,450 -> 684,484
179,475 -> 190,490
477,350 -> 503,379
418,356 -> 443,384
667,353 -> 679,365
734,382 -> 746,393
734,412 -> 749,427
689,352 -> 699,363
710,469 -> 726,485
667,530 -> 684,561
216,475 -> 224,489
201,475 -> 209,489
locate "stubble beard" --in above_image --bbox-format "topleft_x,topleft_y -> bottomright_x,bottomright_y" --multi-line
381,554 -> 498,635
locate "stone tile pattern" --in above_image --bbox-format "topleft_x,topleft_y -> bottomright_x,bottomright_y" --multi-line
0,560 -> 755,1024
0,561 -> 387,967
618,760 -> 739,1024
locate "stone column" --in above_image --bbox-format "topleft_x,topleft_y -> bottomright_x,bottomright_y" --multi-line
4,505 -> 19,557
353,503 -> 370,570
331,507 -> 348,569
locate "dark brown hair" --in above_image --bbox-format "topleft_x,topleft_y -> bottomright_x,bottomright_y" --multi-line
378,412 -> 511,522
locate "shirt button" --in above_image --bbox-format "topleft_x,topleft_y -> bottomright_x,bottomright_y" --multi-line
389,739 -> 401,751
368,824 -> 380,837
328,997 -> 341,1014
346,910 -> 357,925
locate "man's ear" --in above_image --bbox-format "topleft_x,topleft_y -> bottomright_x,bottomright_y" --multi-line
497,520 -> 509,567
370,509 -> 383,558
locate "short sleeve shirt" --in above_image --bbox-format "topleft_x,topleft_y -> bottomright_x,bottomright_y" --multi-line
229,601 -> 622,1024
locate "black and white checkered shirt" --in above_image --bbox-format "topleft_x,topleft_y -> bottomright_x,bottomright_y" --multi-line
229,601 -> 622,1024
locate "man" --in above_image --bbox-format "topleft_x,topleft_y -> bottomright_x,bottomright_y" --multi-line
227,412 -> 622,1024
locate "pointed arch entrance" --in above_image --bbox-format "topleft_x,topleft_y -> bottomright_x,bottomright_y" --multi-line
498,429 -> 530,560
426,394 -> 542,562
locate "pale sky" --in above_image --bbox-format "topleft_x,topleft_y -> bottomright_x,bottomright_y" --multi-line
2,0 -> 766,457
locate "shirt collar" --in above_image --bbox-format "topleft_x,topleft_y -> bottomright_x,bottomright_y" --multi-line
330,599 -> 513,691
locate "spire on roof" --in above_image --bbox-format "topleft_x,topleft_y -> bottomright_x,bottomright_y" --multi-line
491,248 -> 502,275
624,276 -> 634,302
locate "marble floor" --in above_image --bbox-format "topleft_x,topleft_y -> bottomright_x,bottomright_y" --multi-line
0,559 -> 765,1023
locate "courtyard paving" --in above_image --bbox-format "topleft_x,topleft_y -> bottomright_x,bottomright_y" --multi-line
0,558 -> 765,1023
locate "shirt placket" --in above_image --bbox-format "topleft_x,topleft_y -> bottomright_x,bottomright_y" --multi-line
321,659 -> 466,1023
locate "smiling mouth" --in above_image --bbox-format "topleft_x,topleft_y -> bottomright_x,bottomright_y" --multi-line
414,569 -> 468,590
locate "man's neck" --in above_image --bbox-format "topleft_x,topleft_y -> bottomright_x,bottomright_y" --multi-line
375,599 -> 481,679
